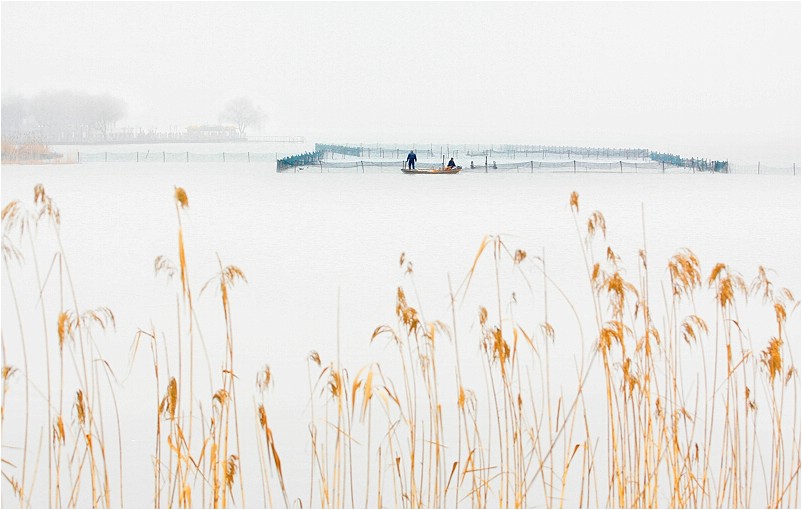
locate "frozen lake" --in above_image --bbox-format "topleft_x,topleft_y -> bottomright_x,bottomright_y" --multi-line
2,155 -> 799,508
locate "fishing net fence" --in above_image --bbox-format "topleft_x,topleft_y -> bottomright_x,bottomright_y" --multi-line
316,144 -> 735,172
280,158 -> 708,174
727,163 -> 798,176
316,143 -> 652,161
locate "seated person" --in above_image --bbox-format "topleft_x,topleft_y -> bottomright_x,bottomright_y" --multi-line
447,157 -> 457,168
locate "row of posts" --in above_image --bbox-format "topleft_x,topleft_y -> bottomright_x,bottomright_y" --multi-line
757,162 -> 797,175
474,157 -> 662,174
307,157 -> 664,174
72,152 -> 796,176
77,152 -> 252,163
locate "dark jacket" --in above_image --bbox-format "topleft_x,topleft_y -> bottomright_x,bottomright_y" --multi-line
447,158 -> 456,168
406,152 -> 417,163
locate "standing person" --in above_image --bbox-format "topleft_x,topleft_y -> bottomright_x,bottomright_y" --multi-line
406,150 -> 417,170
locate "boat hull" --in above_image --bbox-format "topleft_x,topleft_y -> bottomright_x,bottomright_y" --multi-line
402,167 -> 461,174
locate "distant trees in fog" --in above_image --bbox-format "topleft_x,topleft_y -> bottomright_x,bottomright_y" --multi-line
1,94 -> 29,135
219,97 -> 265,137
2,92 -> 267,142
1,90 -> 126,142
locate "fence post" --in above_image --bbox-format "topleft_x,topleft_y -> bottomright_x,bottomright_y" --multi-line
223,152 -> 225,162
186,151 -> 189,163
573,160 -> 576,173
163,151 -> 166,162
248,152 -> 250,163
531,160 -> 533,173
137,152 -> 139,163
361,161 -> 365,173
620,161 -> 623,173
758,161 -> 760,175
78,152 -> 80,163
320,161 -> 323,173
105,152 -> 107,162
662,161 -> 665,173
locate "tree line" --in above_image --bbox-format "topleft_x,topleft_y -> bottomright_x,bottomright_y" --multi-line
2,92 -> 265,143
2,90 -> 127,142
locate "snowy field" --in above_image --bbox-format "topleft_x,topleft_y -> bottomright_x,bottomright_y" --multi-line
1,153 -> 800,508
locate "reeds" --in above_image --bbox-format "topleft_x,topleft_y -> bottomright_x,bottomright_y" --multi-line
1,139 -> 73,165
1,185 -> 799,508
2,186 -> 120,508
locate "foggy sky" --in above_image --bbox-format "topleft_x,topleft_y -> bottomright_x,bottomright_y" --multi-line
2,1 -> 800,163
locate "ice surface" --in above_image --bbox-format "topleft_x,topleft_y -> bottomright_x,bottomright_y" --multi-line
1,155 -> 799,507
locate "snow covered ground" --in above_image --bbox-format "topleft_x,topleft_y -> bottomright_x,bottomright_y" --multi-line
2,153 -> 799,507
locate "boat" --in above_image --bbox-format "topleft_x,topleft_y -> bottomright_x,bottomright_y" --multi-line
402,166 -> 462,174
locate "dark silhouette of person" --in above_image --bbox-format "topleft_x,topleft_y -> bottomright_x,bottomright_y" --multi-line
447,157 -> 456,168
406,150 -> 417,169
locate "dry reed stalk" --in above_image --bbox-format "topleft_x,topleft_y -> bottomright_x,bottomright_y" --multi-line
173,185 -> 198,481
2,249 -> 31,507
21,222 -> 55,507
212,258 -> 248,507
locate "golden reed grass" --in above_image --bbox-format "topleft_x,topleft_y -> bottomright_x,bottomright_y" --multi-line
1,185 -> 799,508
1,140 -> 76,165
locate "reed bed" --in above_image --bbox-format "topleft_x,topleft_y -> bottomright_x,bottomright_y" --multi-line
1,185 -> 799,508
1,140 -> 74,165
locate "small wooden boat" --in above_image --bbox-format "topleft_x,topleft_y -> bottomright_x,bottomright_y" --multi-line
402,166 -> 462,174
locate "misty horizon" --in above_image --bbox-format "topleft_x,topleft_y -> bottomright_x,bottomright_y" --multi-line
2,2 -> 800,164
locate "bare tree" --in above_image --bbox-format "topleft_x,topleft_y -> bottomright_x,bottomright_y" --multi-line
86,93 -> 126,140
219,97 -> 265,137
